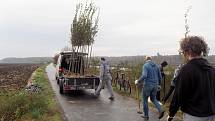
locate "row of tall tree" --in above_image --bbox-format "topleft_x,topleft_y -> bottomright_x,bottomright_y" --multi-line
70,2 -> 99,68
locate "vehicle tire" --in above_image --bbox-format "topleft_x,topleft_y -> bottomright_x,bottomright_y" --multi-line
59,81 -> 64,94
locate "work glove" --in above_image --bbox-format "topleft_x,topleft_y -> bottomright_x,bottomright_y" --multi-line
135,80 -> 139,85
167,115 -> 174,121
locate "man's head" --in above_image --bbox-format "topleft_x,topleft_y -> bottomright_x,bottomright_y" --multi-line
101,57 -> 106,61
145,56 -> 152,61
179,36 -> 209,61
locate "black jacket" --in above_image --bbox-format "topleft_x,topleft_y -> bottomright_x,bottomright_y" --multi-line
169,58 -> 215,117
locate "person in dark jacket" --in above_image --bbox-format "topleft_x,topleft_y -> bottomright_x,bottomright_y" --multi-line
157,61 -> 168,101
167,36 -> 215,121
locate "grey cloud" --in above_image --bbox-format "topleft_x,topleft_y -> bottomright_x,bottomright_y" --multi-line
0,0 -> 214,59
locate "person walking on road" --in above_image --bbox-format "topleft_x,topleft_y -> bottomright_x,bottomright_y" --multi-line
167,36 -> 215,121
95,57 -> 115,100
135,56 -> 164,120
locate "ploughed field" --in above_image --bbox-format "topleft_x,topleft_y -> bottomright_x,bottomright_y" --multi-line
0,64 -> 41,92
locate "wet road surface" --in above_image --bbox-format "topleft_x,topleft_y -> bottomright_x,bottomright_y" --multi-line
46,64 -> 180,121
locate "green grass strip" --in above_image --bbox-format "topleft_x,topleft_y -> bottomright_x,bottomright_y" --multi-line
0,65 -> 61,121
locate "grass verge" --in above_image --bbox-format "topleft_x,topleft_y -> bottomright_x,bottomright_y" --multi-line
0,65 -> 61,121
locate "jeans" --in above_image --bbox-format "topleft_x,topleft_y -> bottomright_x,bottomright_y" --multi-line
184,113 -> 215,121
142,84 -> 163,117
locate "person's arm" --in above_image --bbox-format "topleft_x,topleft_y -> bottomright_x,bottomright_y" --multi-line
162,86 -> 175,103
158,66 -> 163,85
100,64 -> 105,80
168,68 -> 189,117
173,65 -> 182,78
137,65 -> 147,84
163,67 -> 180,103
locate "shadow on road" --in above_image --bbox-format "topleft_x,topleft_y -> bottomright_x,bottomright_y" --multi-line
61,89 -> 99,101
64,90 -> 85,96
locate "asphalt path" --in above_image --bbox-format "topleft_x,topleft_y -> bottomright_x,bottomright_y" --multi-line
46,64 -> 181,121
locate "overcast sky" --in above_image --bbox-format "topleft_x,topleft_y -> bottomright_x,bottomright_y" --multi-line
0,0 -> 214,59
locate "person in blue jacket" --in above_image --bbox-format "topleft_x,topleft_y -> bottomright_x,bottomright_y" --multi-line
135,56 -> 164,120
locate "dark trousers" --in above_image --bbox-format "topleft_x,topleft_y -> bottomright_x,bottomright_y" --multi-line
156,91 -> 160,101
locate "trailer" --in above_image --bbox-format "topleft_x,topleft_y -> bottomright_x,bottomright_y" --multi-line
55,51 -> 100,94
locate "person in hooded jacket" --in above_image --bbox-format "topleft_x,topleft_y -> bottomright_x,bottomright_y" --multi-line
95,57 -> 115,100
135,56 -> 164,120
167,36 -> 215,121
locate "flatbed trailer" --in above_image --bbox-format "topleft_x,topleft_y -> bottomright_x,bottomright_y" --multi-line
58,75 -> 100,94
55,51 -> 100,94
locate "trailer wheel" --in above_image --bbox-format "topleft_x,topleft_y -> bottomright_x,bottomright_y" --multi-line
59,81 -> 64,94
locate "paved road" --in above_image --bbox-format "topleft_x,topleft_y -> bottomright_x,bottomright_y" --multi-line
46,64 -> 179,121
